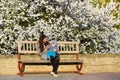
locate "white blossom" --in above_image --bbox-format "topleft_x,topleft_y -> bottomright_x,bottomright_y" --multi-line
0,0 -> 120,54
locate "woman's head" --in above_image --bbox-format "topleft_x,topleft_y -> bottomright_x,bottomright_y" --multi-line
43,37 -> 47,43
40,35 -> 47,43
39,32 -> 47,43
39,32 -> 47,52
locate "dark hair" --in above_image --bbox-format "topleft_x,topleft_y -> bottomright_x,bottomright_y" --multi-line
39,32 -> 47,52
44,41 -> 49,46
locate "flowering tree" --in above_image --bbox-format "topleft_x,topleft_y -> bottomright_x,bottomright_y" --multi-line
66,0 -> 120,54
0,0 -> 120,54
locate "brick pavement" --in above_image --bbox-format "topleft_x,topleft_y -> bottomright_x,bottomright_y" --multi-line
0,73 -> 120,80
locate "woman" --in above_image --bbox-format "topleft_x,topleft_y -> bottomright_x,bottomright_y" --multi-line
38,32 -> 60,77
38,32 -> 48,60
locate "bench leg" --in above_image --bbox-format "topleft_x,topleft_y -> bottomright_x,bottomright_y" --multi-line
17,61 -> 24,76
76,63 -> 83,75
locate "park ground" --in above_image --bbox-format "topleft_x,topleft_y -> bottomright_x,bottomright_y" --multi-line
0,54 -> 120,80
0,73 -> 120,80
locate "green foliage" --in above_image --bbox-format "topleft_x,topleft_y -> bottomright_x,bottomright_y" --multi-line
0,0 -> 120,54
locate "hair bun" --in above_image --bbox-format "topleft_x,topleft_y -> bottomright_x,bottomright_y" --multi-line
41,31 -> 44,35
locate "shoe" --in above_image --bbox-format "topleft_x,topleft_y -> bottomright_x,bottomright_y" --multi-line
50,72 -> 54,75
52,73 -> 58,77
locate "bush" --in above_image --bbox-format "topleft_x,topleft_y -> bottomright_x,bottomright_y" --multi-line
0,0 -> 120,54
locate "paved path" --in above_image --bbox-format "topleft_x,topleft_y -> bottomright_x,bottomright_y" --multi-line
0,73 -> 120,80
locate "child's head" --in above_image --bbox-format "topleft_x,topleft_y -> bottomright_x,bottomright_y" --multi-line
51,40 -> 57,47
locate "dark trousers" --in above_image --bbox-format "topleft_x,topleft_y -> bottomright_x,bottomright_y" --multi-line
50,56 -> 60,74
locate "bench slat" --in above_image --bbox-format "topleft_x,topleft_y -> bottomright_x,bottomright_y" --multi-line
19,59 -> 83,65
18,41 -> 79,54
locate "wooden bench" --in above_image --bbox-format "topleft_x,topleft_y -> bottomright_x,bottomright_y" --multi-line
17,41 -> 83,76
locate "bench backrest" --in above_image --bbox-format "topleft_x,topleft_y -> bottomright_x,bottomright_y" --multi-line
18,41 -> 79,54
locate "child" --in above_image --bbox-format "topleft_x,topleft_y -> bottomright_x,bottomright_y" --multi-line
46,40 -> 59,60
46,40 -> 60,77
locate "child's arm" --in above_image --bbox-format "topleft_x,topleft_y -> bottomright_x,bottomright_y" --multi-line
54,47 -> 60,54
53,48 -> 57,52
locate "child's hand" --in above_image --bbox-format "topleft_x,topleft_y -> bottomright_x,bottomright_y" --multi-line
57,52 -> 60,54
53,48 -> 56,52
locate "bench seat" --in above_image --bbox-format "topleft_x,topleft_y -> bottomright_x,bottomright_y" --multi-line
19,59 -> 83,65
